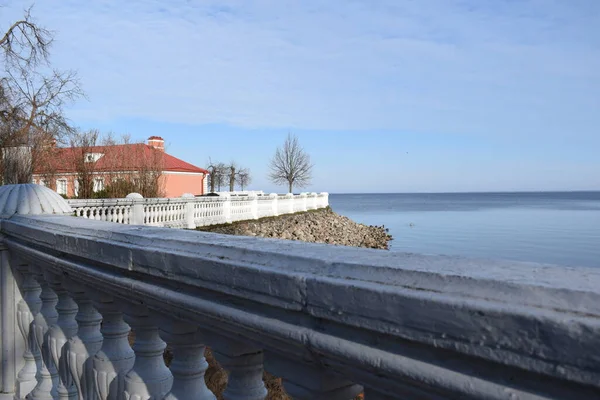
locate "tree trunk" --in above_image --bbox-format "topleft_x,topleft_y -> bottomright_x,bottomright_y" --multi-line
2,145 -> 32,184
229,167 -> 235,192
210,174 -> 215,193
288,182 -> 293,194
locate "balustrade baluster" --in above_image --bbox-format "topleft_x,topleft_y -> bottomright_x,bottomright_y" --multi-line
209,336 -> 267,400
14,264 -> 41,399
123,305 -> 173,399
29,269 -> 59,400
65,281 -> 103,400
91,295 -> 135,400
161,322 -> 215,400
45,272 -> 79,400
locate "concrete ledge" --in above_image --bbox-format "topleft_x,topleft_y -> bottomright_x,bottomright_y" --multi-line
2,214 -> 600,398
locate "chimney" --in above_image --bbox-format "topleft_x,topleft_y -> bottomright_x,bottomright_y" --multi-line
147,136 -> 165,152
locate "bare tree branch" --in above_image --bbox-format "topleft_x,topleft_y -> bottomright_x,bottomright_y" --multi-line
0,6 -> 52,69
1,7 -> 84,183
268,133 -> 313,193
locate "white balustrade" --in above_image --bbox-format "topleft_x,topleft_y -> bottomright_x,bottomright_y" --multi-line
160,322 -> 215,400
257,194 -> 276,218
13,264 -> 39,399
3,184 -> 596,400
65,281 -> 103,400
123,305 -> 173,399
277,194 -> 294,215
66,190 -> 329,230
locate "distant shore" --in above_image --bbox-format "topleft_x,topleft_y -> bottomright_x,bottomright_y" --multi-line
197,207 -> 393,250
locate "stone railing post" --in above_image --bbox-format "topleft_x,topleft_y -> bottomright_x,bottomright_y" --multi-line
300,193 -> 308,212
181,193 -> 196,229
221,194 -> 232,224
249,194 -> 259,220
270,193 -> 279,217
320,192 -> 329,209
1,234 -> 21,400
0,184 -> 73,400
126,192 -> 145,225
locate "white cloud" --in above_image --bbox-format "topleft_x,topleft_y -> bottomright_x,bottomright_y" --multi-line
2,0 -> 599,136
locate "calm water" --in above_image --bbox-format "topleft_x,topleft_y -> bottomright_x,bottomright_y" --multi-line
329,192 -> 600,268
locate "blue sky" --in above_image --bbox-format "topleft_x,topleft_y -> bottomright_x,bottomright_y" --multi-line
3,0 -> 599,193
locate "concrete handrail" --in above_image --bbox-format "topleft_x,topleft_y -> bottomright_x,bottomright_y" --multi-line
1,212 -> 599,398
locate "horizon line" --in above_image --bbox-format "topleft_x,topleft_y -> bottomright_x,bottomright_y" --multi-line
328,190 -> 600,195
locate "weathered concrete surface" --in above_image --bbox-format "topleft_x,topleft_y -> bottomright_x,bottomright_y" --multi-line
2,213 -> 600,399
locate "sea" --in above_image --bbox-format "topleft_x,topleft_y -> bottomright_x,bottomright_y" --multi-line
328,192 -> 600,268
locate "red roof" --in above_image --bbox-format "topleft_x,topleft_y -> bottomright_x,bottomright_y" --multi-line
34,143 -> 208,175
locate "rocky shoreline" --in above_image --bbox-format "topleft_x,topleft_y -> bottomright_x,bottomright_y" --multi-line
197,207 -> 393,250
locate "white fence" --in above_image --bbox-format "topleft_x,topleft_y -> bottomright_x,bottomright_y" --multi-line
1,184 -> 599,400
67,192 -> 329,229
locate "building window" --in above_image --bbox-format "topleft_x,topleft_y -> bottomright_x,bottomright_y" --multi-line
93,178 -> 104,192
39,179 -> 46,187
56,179 -> 67,195
74,180 -> 80,197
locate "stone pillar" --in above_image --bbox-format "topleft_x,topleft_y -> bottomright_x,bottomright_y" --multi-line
65,281 -> 103,400
45,272 -> 79,400
0,237 -> 21,400
126,192 -> 145,225
319,192 -> 329,209
249,194 -> 259,220
299,193 -> 308,212
123,304 -> 173,399
207,334 -> 267,400
221,194 -> 232,224
13,263 -> 39,399
270,193 -> 279,217
91,295 -> 135,400
160,322 -> 215,400
181,193 -> 196,229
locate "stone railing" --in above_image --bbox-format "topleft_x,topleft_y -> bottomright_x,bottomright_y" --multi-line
1,184 -> 599,400
67,192 -> 329,229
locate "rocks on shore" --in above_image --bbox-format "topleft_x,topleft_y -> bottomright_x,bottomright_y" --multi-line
198,207 -> 393,250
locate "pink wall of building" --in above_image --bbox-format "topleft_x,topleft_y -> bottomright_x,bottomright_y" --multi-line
33,172 -> 205,198
160,173 -> 205,197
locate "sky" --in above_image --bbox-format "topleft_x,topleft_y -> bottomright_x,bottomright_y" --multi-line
2,0 -> 599,193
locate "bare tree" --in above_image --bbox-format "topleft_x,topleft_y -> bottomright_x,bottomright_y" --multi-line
206,159 -> 228,192
227,161 -> 237,192
70,129 -> 100,199
1,7 -> 51,69
268,133 -> 313,193
237,167 -> 251,191
1,7 -> 83,184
